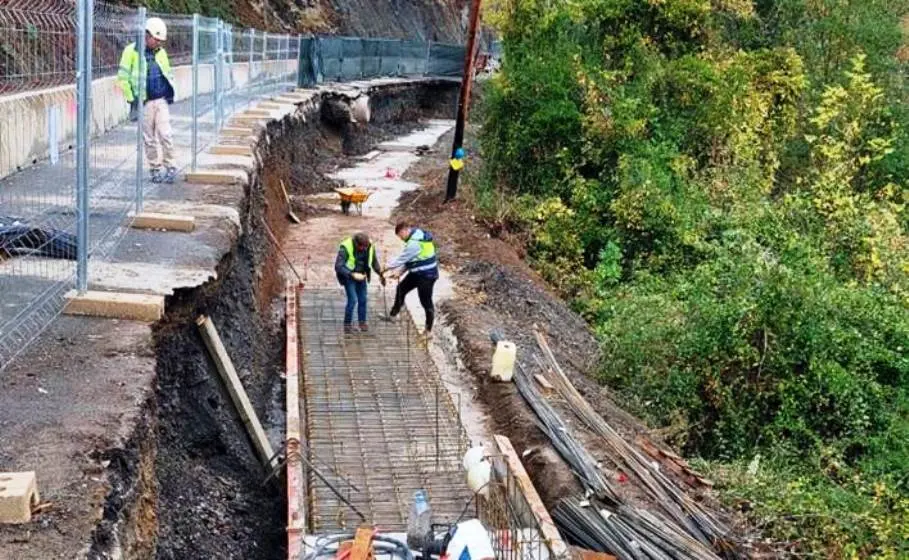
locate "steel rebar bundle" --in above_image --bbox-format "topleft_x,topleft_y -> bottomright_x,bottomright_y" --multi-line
532,331 -> 738,552
507,327 -> 745,559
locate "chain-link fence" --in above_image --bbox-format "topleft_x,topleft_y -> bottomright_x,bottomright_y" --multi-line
0,0 -> 467,373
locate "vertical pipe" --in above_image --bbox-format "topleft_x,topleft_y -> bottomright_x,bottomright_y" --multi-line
249,28 -> 255,103
75,0 -> 92,292
444,0 -> 482,202
296,34 -> 303,88
191,14 -> 199,171
262,31 -> 268,86
134,7 -> 146,213
215,19 -> 223,131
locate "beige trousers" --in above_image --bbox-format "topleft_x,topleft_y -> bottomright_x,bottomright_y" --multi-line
142,98 -> 175,169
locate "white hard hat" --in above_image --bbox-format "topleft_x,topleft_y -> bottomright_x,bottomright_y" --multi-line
146,17 -> 167,41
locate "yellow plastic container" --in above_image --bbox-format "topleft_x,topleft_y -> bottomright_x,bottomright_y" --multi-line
491,340 -> 516,382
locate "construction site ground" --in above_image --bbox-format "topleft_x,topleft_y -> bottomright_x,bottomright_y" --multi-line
392,127 -> 738,524
0,78 -> 463,559
286,118 -> 742,546
0,77 -> 744,558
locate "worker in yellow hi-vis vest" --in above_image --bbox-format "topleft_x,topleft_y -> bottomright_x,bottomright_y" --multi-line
117,17 -> 177,184
383,221 -> 439,336
335,232 -> 385,334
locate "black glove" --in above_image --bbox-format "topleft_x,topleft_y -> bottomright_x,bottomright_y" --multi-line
128,99 -> 139,122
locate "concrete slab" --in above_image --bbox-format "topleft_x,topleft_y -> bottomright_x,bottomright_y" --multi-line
220,127 -> 256,137
184,171 -> 246,185
0,471 -> 40,524
377,121 -> 455,151
64,290 -> 165,322
129,212 -> 196,232
209,145 -> 254,156
229,116 -> 267,126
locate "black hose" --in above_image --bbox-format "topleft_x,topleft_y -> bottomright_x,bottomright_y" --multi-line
302,534 -> 414,560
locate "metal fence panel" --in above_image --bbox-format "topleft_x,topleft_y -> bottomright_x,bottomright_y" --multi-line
0,2 -> 466,372
319,36 -> 343,83
400,40 -> 429,76
378,40 -> 401,76
428,42 -> 464,76
297,36 -> 317,87
340,37 -> 363,80
360,39 -> 381,78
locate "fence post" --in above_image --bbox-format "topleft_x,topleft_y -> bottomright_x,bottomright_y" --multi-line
262,31 -> 268,85
424,40 -> 432,76
191,14 -> 199,171
134,7 -> 146,213
214,18 -> 223,131
75,0 -> 93,292
249,28 -> 255,83
296,34 -> 303,88
225,25 -> 235,116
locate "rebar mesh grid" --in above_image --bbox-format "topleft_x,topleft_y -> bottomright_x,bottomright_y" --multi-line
299,288 -> 471,533
479,454 -> 551,560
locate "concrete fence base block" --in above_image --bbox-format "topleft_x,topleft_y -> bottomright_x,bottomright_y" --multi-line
220,127 -> 255,138
0,471 -> 40,525
64,290 -> 164,322
274,96 -> 306,105
209,145 -> 253,157
230,116 -> 267,125
129,212 -> 196,232
184,172 -> 244,185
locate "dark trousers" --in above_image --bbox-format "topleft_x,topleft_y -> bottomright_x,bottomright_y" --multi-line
343,278 -> 368,325
390,273 -> 437,332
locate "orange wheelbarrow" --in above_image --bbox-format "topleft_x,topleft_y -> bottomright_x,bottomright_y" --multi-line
334,187 -> 374,215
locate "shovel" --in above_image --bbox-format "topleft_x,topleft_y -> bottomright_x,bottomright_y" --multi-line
279,179 -> 301,224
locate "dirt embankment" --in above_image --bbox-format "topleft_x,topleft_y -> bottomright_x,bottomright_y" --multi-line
394,128 -> 724,517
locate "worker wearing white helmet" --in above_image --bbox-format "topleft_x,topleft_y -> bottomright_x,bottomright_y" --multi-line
117,16 -> 177,184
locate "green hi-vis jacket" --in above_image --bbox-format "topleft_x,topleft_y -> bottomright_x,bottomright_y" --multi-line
117,43 -> 175,104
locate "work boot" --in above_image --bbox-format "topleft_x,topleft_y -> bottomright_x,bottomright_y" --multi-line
380,313 -> 397,323
343,324 -> 355,335
162,167 -> 178,184
359,322 -> 369,333
150,168 -> 163,183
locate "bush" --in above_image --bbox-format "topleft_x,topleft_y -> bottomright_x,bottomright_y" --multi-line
481,0 -> 909,555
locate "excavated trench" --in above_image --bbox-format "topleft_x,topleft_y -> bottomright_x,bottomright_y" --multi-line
87,80 -> 459,560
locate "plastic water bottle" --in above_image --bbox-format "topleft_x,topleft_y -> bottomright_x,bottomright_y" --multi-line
407,489 -> 432,550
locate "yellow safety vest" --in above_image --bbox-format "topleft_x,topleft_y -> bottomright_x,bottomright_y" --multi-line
340,238 -> 375,274
117,43 -> 175,103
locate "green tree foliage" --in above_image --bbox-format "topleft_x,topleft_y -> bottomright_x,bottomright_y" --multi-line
480,0 -> 909,555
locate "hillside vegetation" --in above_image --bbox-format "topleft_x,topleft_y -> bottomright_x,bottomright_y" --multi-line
475,0 -> 909,556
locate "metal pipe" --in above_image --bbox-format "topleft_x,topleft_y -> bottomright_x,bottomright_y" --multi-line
215,18 -> 224,131
134,6 -> 146,213
75,0 -> 92,292
191,14 -> 199,171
